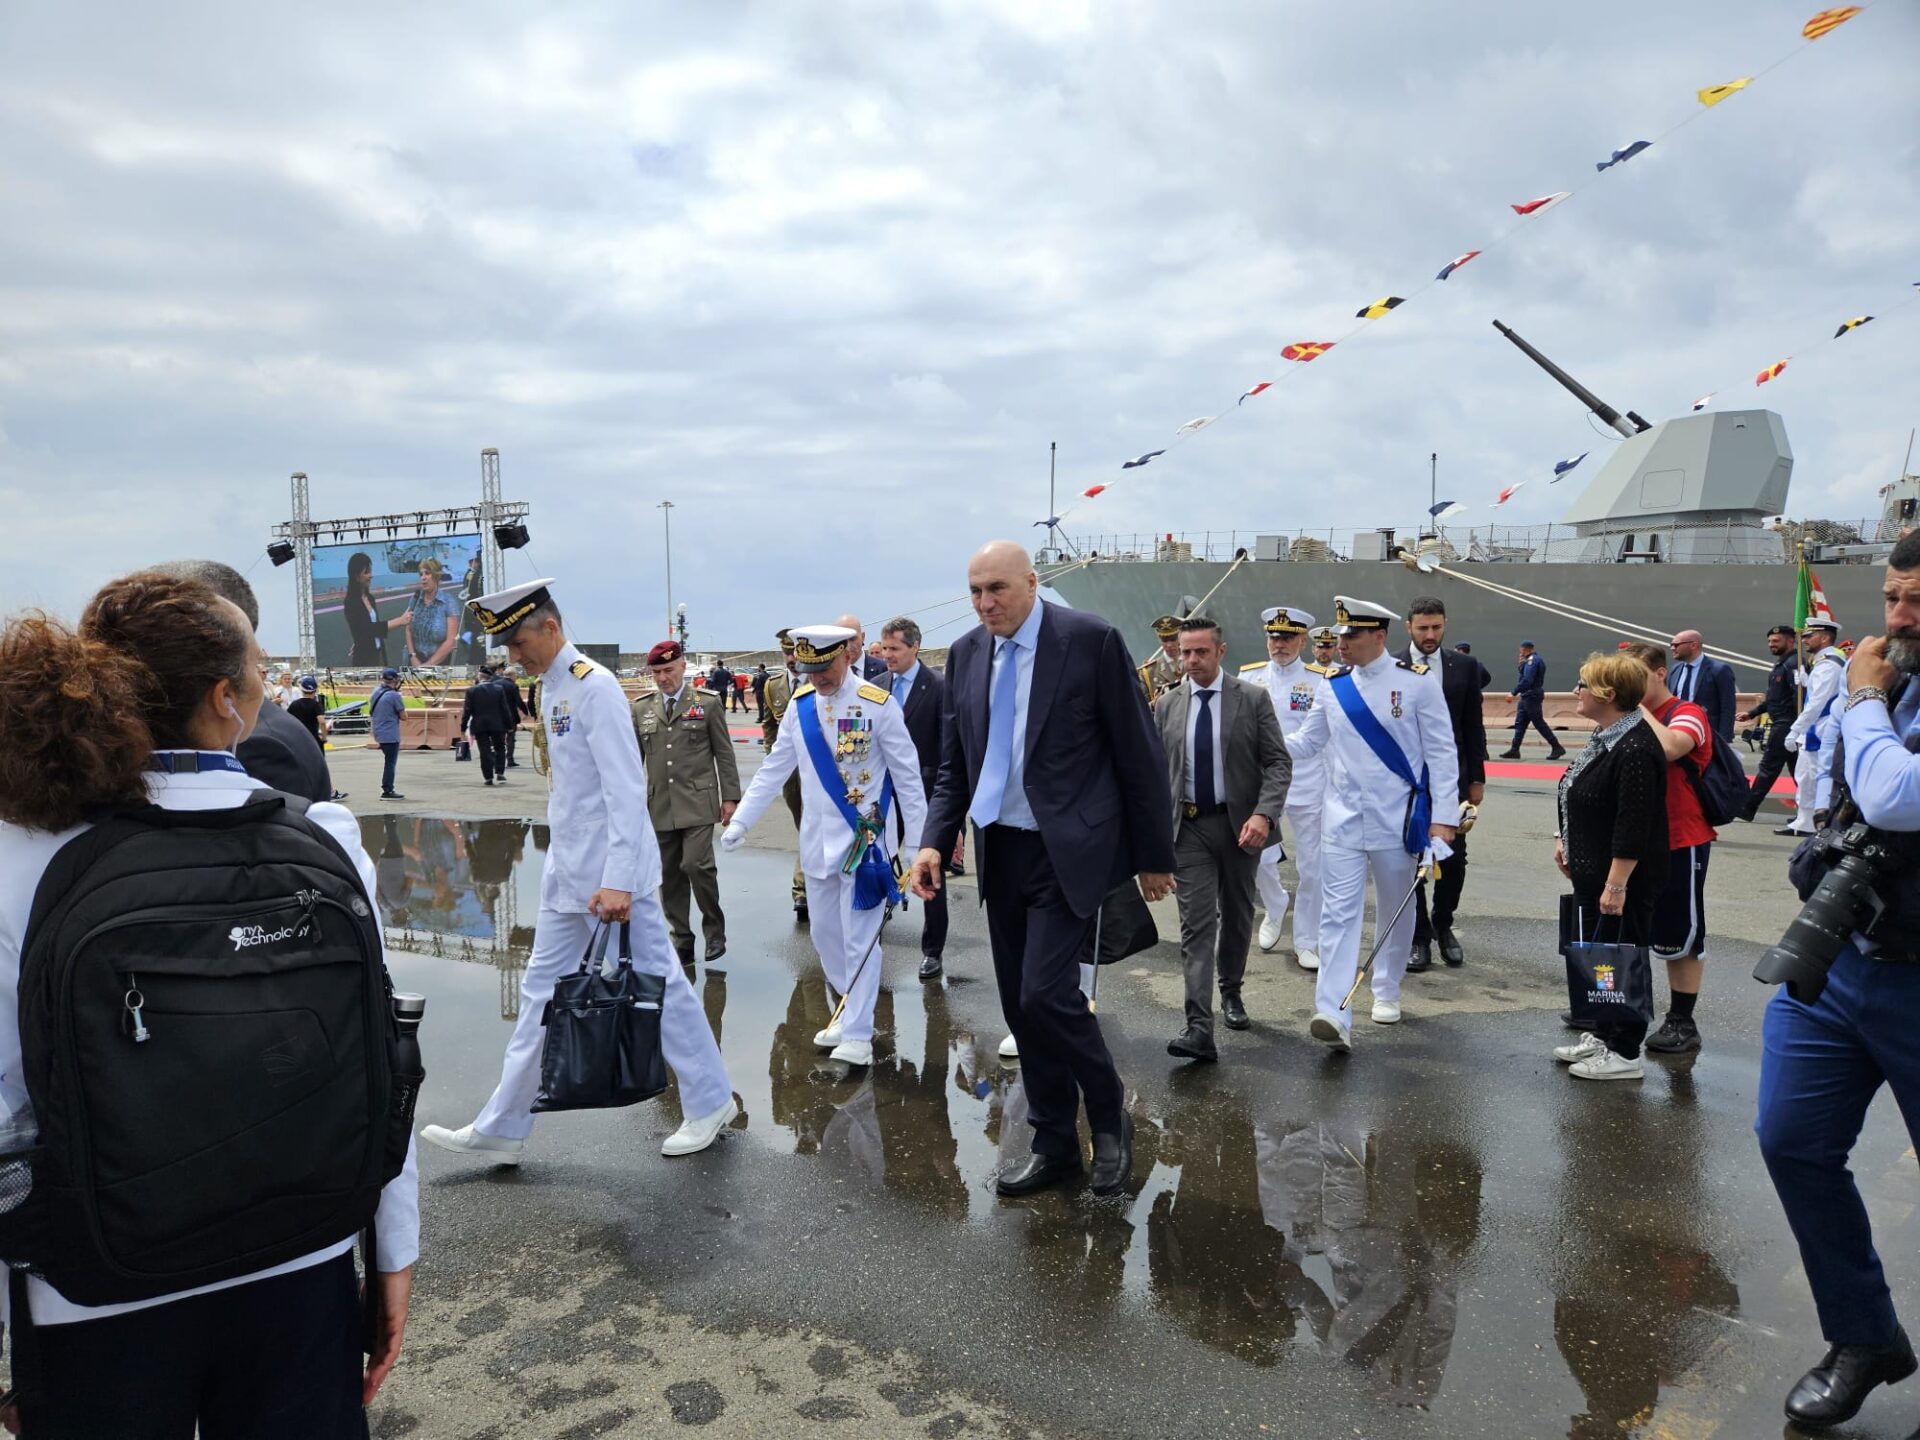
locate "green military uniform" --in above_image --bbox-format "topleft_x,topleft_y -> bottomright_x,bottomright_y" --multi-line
761,629 -> 809,917
1144,614 -> 1184,700
633,678 -> 741,962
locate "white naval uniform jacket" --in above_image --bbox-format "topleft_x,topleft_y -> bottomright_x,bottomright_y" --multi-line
1788,645 -> 1847,754
732,670 -> 927,879
1285,651 -> 1461,851
1239,656 -> 1334,804
538,641 -> 661,911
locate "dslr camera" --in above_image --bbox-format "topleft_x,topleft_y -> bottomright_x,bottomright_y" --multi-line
1754,818 -> 1897,1004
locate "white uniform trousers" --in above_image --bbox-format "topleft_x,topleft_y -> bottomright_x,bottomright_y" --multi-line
1791,748 -> 1832,831
804,870 -> 886,1043
474,895 -> 733,1141
1314,844 -> 1421,1022
1255,801 -> 1325,953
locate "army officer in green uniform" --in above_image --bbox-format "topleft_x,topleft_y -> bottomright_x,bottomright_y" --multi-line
633,639 -> 741,964
760,627 -> 810,922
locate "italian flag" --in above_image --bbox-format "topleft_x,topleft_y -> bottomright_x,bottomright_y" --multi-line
1795,555 -> 1835,629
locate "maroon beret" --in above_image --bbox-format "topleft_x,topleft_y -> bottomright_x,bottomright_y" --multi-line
647,641 -> 683,665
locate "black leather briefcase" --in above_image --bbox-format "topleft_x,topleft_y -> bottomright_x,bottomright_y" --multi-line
533,921 -> 667,1112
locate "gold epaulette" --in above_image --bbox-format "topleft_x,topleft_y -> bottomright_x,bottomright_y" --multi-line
1238,660 -> 1266,672
1304,661 -> 1335,676
857,682 -> 892,704
569,659 -> 594,679
1396,657 -> 1430,675
793,683 -> 816,700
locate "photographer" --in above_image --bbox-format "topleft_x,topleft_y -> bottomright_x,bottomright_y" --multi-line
1755,530 -> 1920,1430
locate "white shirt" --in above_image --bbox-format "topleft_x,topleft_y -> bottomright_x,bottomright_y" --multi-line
538,641 -> 662,910
732,668 -> 929,877
0,760 -> 420,1326
1182,673 -> 1227,804
1240,655 -> 1330,804
1286,650 -> 1462,850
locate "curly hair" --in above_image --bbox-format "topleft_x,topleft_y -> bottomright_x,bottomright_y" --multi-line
0,572 -> 256,832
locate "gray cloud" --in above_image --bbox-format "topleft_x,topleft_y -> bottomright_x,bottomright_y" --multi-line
1,0 -> 1914,652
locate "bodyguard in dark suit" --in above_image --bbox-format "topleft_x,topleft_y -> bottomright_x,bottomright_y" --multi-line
1153,618 -> 1291,1059
880,615 -> 950,978
1403,597 -> 1487,969
912,541 -> 1176,1199
1741,625 -> 1803,821
1668,629 -> 1737,743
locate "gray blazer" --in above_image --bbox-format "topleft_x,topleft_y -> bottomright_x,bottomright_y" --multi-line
1152,673 -> 1292,846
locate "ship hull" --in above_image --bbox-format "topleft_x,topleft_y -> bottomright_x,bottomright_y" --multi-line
1046,560 -> 1891,681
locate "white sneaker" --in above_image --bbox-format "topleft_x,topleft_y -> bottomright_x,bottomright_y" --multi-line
1570,1047 -> 1644,1081
1553,1032 -> 1607,1064
813,1022 -> 844,1050
1309,1012 -> 1352,1052
419,1123 -> 524,1165
1258,912 -> 1284,953
1371,1000 -> 1402,1025
661,1098 -> 739,1157
998,1033 -> 1019,1060
830,1039 -> 875,1067
1297,948 -> 1321,972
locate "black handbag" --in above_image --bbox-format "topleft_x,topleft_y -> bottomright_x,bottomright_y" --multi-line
532,921 -> 668,1112
1078,879 -> 1160,967
453,738 -> 472,762
1562,900 -> 1655,1027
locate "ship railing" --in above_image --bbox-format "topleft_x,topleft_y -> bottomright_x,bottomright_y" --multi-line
1058,520 -> 1881,566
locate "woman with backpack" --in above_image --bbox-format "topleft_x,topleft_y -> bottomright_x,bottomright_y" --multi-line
0,570 -> 419,1437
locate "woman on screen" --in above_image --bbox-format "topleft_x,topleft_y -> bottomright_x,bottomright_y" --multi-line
389,558 -> 460,667
344,552 -> 385,666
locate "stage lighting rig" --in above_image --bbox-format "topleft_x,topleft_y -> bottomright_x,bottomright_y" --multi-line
267,541 -> 297,567
494,522 -> 531,550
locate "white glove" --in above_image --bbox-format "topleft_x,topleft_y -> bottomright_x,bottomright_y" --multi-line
720,822 -> 746,852
1427,836 -> 1455,864
1784,731 -> 1802,753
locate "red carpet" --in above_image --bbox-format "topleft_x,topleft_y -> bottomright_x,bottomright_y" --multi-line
1488,757 -> 1794,794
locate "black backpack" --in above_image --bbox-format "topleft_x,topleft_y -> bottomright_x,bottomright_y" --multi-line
1,794 -> 410,1306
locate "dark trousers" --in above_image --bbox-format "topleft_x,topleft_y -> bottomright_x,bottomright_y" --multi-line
379,741 -> 399,795
1510,695 -> 1557,750
16,1252 -> 368,1439
506,724 -> 520,765
1173,812 -> 1259,1036
1412,830 -> 1469,943
659,823 -> 726,957
1744,721 -> 1792,819
981,825 -> 1124,1157
896,790 -> 948,959
475,730 -> 507,781
1757,943 -> 1920,1348
783,771 -> 806,902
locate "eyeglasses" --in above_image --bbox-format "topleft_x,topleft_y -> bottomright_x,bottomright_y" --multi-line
1572,680 -> 1589,692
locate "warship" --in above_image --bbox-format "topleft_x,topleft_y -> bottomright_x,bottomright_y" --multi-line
1047,322 -> 1914,682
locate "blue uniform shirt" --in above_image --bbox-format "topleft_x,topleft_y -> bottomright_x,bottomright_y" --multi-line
1512,653 -> 1546,698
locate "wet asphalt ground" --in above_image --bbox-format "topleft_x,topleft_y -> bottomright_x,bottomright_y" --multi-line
321,737 -> 1920,1440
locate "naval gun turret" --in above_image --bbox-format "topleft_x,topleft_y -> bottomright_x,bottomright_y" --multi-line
1493,320 -> 1792,564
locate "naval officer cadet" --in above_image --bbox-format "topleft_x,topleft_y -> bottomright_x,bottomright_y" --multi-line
724,625 -> 927,1068
1783,617 -> 1847,837
1284,596 -> 1460,1050
419,579 -> 738,1162
1239,605 -> 1334,970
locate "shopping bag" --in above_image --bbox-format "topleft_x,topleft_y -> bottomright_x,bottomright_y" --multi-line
453,738 -> 472,762
532,920 -> 668,1112
1077,879 -> 1160,967
1563,902 -> 1655,1027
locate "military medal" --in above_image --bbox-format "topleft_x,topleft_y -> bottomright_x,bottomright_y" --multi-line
1390,690 -> 1403,718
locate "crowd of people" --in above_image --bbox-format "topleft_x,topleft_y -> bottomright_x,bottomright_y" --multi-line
0,532 -> 1916,1434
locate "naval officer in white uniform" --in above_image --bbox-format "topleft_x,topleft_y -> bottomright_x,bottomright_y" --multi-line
1238,605 -> 1334,970
725,625 -> 926,1068
1783,617 -> 1846,836
420,579 -> 738,1162
1284,596 -> 1460,1049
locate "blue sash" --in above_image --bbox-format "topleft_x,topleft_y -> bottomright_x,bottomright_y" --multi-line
1328,671 -> 1430,855
794,690 -> 899,911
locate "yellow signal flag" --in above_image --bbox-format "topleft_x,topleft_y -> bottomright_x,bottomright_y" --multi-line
1697,77 -> 1752,107
1833,315 -> 1874,337
1803,6 -> 1861,40
1355,296 -> 1405,320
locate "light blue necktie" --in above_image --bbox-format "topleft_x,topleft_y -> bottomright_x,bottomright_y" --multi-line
969,639 -> 1019,826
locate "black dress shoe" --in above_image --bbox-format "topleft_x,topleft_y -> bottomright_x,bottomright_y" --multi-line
1221,995 -> 1250,1031
677,950 -> 696,968
1090,1112 -> 1134,1196
1167,1029 -> 1219,1062
1784,1327 -> 1917,1428
918,954 -> 944,980
1407,940 -> 1433,974
1560,1010 -> 1597,1032
704,942 -> 727,963
1497,748 -> 1521,760
1438,927 -> 1464,966
1547,745 -> 1568,761
944,860 -> 966,877
793,897 -> 809,923
995,1153 -> 1083,1197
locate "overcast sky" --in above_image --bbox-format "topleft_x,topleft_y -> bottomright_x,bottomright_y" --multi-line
3,0 -> 1915,654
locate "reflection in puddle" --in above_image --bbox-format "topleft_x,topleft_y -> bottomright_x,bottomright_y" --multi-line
385,816 -> 1753,1430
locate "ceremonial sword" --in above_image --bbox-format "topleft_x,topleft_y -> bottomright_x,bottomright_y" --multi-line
1340,851 -> 1435,1013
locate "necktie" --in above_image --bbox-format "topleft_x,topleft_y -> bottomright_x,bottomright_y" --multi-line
969,640 -> 1019,826
1194,689 -> 1217,810
1679,663 -> 1694,701
665,692 -> 678,720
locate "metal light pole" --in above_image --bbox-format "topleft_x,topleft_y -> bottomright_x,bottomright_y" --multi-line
658,500 -> 675,637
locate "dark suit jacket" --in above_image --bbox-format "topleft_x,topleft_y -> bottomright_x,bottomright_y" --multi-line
1403,645 -> 1488,798
1686,656 -> 1738,743
922,604 -> 1176,918
238,699 -> 333,803
897,664 -> 947,794
1152,674 -> 1291,843
861,654 -> 889,681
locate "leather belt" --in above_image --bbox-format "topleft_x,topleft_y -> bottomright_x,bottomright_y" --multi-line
1183,802 -> 1227,820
